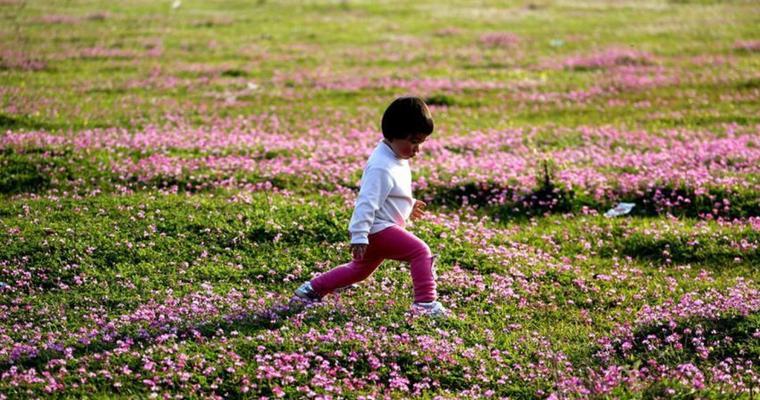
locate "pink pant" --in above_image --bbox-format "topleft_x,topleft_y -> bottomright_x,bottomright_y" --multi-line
310,225 -> 437,303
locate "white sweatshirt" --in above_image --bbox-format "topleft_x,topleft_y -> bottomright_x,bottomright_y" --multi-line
348,140 -> 415,244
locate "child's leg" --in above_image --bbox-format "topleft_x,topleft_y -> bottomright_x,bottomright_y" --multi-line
370,226 -> 437,303
309,257 -> 383,297
309,229 -> 392,296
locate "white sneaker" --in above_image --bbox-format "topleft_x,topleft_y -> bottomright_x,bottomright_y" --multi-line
411,301 -> 449,318
294,281 -> 321,301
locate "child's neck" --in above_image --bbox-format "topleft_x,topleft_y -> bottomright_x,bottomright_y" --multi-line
382,139 -> 402,159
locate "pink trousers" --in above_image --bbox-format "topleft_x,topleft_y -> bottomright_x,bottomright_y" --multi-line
310,225 -> 437,303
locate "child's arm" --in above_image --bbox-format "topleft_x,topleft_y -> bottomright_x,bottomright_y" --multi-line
348,168 -> 394,245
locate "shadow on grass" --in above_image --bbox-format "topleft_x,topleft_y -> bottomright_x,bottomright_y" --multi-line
613,234 -> 759,266
609,313 -> 760,364
0,113 -> 56,131
422,182 -> 759,221
0,296 -> 317,372
0,150 -> 52,194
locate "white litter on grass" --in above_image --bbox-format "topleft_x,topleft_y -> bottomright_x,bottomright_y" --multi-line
605,202 -> 636,217
172,0 -> 181,9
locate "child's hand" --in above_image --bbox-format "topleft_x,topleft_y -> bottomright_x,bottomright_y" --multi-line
351,244 -> 368,261
411,200 -> 427,221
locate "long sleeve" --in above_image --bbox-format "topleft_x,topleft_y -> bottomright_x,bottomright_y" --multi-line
348,168 -> 394,244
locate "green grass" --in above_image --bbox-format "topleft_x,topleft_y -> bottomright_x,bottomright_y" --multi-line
1,0 -> 758,397
1,0 -> 758,131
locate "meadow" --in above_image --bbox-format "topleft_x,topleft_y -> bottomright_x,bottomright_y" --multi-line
1,0 -> 759,398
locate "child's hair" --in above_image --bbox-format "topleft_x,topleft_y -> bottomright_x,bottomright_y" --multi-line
381,96 -> 434,140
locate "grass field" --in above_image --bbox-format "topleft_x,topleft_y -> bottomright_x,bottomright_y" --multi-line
1,0 -> 759,398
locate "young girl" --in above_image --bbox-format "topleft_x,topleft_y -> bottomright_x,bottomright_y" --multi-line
294,96 -> 447,317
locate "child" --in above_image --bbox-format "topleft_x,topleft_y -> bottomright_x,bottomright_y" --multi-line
294,96 -> 447,317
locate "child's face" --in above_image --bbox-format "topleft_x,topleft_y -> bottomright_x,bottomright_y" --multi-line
389,133 -> 428,159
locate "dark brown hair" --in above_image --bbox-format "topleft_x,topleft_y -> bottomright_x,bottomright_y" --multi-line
381,96 -> 434,140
